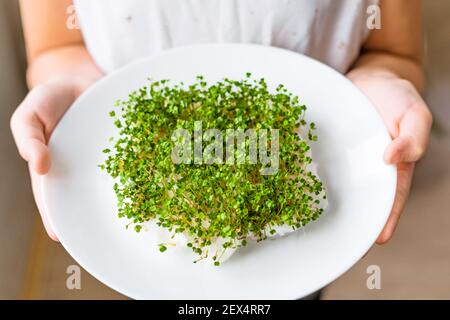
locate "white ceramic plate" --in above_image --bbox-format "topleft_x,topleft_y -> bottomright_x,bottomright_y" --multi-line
42,44 -> 396,299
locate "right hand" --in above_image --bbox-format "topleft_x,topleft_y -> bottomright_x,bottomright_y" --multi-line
10,76 -> 96,241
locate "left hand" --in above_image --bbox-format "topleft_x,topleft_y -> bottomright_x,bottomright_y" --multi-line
348,71 -> 432,244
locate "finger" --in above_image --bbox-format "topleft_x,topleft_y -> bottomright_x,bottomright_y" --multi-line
27,138 -> 51,174
384,136 -> 418,164
10,83 -> 73,175
30,166 -> 59,241
11,105 -> 51,175
376,163 -> 414,244
384,100 -> 432,164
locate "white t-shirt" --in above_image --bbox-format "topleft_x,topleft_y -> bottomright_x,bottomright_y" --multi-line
74,0 -> 378,74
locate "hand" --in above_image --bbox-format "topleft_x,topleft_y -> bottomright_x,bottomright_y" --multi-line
10,76 -> 96,241
348,71 -> 432,244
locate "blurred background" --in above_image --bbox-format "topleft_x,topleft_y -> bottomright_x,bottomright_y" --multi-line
0,0 -> 448,299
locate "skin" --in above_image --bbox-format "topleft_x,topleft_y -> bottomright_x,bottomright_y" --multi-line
11,0 -> 432,243
348,0 -> 432,244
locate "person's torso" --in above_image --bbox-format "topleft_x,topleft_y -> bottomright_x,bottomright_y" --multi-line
74,0 -> 378,74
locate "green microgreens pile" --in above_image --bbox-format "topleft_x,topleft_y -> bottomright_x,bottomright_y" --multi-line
100,74 -> 326,265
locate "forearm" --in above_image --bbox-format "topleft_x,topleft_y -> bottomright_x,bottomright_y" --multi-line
27,44 -> 103,90
347,51 -> 424,94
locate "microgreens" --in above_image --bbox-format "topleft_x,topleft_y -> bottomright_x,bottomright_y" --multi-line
100,74 -> 326,264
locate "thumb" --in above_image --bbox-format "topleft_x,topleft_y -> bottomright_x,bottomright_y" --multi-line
384,135 -> 423,164
10,81 -> 74,175
384,103 -> 432,164
23,137 -> 51,175
10,108 -> 52,175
